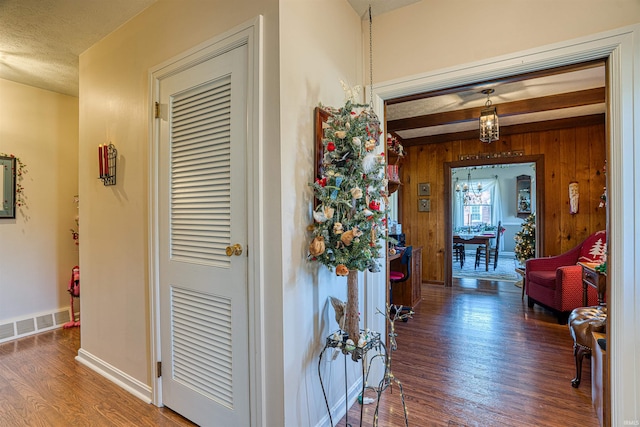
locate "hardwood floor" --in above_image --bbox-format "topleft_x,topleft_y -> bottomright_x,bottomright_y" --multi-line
0,279 -> 600,427
0,328 -> 195,426
338,279 -> 600,427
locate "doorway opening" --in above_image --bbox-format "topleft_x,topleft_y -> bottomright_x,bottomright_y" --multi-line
444,156 -> 544,287
451,162 -> 536,282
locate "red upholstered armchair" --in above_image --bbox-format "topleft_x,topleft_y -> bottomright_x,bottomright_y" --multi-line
525,230 -> 606,323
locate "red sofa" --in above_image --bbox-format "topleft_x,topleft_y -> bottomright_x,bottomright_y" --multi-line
525,230 -> 606,323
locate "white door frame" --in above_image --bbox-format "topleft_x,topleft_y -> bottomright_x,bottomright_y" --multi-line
372,24 -> 640,425
148,16 -> 265,427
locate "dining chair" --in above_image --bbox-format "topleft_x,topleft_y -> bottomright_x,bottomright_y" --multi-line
453,243 -> 465,268
475,221 -> 501,270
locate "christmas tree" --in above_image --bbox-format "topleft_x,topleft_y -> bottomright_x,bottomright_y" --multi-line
514,212 -> 536,264
308,100 -> 387,273
308,93 -> 388,354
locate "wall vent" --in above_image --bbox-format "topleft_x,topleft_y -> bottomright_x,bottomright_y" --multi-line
0,307 -> 72,344
16,318 -> 35,335
0,323 -> 14,340
36,314 -> 54,330
54,310 -> 71,325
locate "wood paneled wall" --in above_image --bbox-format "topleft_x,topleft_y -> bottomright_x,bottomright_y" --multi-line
397,122 -> 607,284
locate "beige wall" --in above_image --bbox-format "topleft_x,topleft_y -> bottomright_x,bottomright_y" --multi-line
78,0 -> 283,423
371,0 -> 640,84
0,78 -> 79,329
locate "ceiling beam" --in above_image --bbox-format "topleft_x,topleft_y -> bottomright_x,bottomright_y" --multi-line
385,59 -> 605,105
401,113 -> 605,146
387,87 -> 605,132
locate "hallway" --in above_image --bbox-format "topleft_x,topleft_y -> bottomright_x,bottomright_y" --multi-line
340,279 -> 599,426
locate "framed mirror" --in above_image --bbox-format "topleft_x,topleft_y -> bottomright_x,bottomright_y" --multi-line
0,155 -> 16,218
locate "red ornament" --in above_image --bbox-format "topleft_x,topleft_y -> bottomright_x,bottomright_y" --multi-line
327,142 -> 336,152
315,177 -> 327,187
369,201 -> 380,211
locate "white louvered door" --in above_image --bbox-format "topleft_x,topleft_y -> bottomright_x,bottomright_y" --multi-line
158,44 -> 249,426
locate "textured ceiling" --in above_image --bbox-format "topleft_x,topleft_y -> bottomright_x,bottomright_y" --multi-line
0,0 -> 156,97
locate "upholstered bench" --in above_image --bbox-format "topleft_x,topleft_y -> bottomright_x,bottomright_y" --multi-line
568,306 -> 607,388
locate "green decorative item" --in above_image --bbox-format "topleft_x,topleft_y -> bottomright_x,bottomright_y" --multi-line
514,212 -> 536,265
309,94 -> 388,353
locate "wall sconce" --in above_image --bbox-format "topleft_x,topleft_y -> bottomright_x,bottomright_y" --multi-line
479,88 -> 499,143
98,143 -> 117,186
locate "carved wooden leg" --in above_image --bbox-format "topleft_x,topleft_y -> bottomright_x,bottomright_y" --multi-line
571,344 -> 591,388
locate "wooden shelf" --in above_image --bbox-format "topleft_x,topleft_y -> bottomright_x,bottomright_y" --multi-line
388,180 -> 401,194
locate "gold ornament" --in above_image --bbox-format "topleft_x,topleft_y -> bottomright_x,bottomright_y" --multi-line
341,227 -> 363,246
309,236 -> 326,256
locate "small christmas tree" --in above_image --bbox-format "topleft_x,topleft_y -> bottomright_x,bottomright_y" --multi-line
308,91 -> 388,355
514,212 -> 536,265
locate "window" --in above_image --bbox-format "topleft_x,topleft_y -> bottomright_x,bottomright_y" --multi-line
461,186 -> 491,227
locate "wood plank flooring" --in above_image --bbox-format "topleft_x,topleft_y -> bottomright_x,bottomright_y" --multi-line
0,278 -> 600,426
0,328 -> 195,426
338,279 -> 600,427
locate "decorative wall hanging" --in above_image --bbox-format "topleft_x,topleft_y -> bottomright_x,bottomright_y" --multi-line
0,155 -> 16,218
459,150 -> 524,161
569,181 -> 579,214
0,153 -> 27,217
98,143 -> 117,186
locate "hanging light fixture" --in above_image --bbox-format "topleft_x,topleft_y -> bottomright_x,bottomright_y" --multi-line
479,88 -> 499,143
455,169 -> 483,205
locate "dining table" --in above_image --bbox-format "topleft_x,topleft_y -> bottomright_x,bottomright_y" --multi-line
453,232 -> 496,271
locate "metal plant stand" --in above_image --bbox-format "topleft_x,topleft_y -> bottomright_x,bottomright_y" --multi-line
368,305 -> 411,427
318,329 -> 386,427
318,305 -> 411,427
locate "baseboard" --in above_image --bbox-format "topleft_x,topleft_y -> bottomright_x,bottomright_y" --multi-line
0,307 -> 75,344
314,375 -> 362,427
76,348 -> 152,404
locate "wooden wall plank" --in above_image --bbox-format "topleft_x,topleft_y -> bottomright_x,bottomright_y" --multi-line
396,122 -> 606,283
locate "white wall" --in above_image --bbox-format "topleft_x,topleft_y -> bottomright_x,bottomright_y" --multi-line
0,78 -> 79,338
279,1 -> 377,425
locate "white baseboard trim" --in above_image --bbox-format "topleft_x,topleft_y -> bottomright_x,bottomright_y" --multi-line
314,376 -> 362,427
76,348 -> 152,404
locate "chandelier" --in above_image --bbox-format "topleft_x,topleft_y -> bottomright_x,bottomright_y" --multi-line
479,88 -> 499,143
455,170 -> 483,205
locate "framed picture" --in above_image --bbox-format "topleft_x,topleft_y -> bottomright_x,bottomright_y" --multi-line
0,156 -> 16,218
314,106 -> 330,179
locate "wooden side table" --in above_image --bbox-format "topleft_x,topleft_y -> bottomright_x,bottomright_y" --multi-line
579,262 -> 606,306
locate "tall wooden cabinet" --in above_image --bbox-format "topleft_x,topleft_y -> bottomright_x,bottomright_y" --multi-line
389,246 -> 422,308
516,174 -> 532,218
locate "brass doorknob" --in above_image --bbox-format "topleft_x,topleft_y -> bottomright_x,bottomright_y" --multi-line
225,243 -> 243,257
